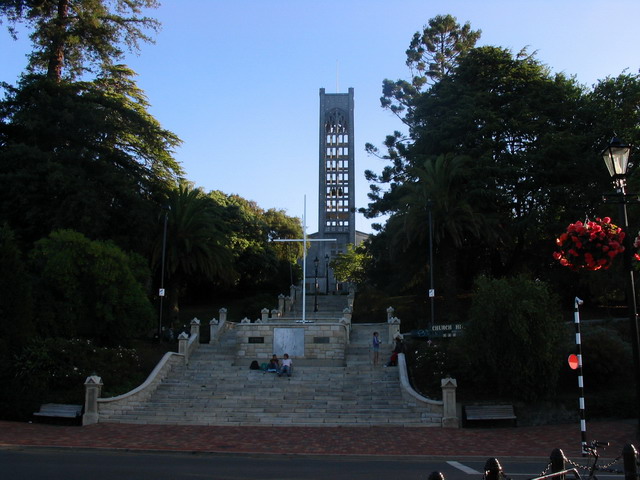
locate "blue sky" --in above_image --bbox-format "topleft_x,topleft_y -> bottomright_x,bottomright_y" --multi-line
1,0 -> 639,234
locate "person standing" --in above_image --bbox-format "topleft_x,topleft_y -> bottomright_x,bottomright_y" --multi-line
372,331 -> 381,366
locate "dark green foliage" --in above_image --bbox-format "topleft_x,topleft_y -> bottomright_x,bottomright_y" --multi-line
380,14 -> 481,119
0,0 -> 160,81
8,337 -> 143,419
0,73 -> 182,252
365,25 -> 640,310
0,224 -> 35,416
405,339 -> 447,399
581,325 -> 633,391
330,243 -> 371,286
462,276 -> 564,401
0,224 -> 34,349
30,229 -> 154,345
207,191 -> 303,296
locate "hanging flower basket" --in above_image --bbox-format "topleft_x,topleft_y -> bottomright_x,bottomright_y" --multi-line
634,233 -> 640,261
553,217 -> 625,271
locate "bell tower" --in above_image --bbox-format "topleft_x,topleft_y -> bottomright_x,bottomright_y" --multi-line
318,87 -> 355,246
305,88 -> 356,294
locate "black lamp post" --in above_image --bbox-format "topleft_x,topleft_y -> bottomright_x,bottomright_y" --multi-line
601,136 -> 640,435
325,253 -> 330,294
158,208 -> 169,340
314,256 -> 319,312
427,199 -> 435,329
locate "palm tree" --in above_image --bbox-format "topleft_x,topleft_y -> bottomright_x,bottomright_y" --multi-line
153,184 -> 236,325
394,154 -> 488,321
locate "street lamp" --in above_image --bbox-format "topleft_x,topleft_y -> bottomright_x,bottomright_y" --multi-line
601,136 -> 640,435
325,253 -> 330,294
313,256 -> 319,312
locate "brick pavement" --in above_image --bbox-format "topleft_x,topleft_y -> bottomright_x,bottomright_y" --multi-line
0,419 -> 636,459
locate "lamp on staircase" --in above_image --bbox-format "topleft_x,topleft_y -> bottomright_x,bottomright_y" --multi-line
325,253 -> 330,294
314,256 -> 319,312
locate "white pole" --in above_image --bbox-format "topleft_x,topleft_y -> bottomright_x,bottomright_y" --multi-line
302,196 -> 307,323
574,297 -> 587,454
271,195 -> 335,323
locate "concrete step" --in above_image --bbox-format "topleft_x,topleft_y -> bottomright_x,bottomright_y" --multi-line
97,323 -> 442,427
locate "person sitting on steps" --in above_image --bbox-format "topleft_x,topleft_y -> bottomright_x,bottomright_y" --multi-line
278,353 -> 293,377
267,354 -> 280,373
385,334 -> 404,367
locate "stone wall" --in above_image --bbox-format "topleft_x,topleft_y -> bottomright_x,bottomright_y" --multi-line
234,321 -> 349,365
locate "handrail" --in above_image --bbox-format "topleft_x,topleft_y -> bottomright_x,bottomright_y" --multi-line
397,353 -> 443,406
97,351 -> 183,403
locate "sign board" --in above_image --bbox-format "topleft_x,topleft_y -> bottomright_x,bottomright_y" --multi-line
158,288 -> 165,297
410,323 -> 464,339
428,289 -> 435,298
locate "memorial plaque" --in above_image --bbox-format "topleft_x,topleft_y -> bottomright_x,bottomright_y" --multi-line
273,328 -> 304,357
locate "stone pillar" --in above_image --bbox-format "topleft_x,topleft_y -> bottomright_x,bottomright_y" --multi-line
190,318 -> 200,337
271,309 -> 279,318
278,294 -> 285,314
261,308 -> 269,322
83,375 -> 103,426
347,294 -> 354,309
209,318 -> 219,344
386,307 -> 395,321
240,317 -> 251,324
178,331 -> 189,363
290,284 -> 296,302
388,317 -> 400,345
441,377 -> 458,428
342,307 -> 352,323
219,308 -> 227,323
284,296 -> 292,312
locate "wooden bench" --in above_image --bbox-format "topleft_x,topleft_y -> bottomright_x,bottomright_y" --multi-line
463,404 -> 516,427
33,403 -> 83,425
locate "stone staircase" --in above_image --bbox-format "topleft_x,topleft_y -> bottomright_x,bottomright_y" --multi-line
282,291 -> 350,321
97,309 -> 443,426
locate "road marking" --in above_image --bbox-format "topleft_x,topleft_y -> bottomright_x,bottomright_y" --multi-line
447,461 -> 481,475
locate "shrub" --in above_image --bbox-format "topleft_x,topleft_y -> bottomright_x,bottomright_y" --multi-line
581,325 -> 633,391
405,339 -> 448,399
462,275 -> 564,401
29,229 -> 154,345
9,337 -> 143,417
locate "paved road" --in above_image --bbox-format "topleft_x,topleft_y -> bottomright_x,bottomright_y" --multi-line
0,419 -> 635,479
2,448 -> 624,480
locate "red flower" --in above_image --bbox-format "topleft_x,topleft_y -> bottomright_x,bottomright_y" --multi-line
554,217 -> 625,271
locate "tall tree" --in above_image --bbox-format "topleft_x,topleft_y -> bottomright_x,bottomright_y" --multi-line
378,14 -> 481,122
153,185 -> 236,324
0,71 -> 182,251
0,0 -> 160,81
408,46 -> 599,276
207,190 -> 303,295
330,243 -> 371,287
0,1 -> 181,251
364,33 -> 635,316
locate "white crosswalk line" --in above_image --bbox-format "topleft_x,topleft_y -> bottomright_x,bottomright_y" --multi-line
447,461 -> 481,475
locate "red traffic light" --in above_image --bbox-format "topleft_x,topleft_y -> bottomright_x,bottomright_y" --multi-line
568,354 -> 580,370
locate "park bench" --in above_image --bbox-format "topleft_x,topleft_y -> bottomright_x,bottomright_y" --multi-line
463,404 -> 517,427
33,403 -> 83,425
